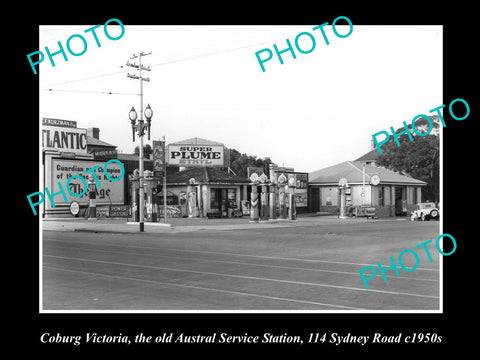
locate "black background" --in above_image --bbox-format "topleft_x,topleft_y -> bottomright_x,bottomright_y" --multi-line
16,2 -> 476,356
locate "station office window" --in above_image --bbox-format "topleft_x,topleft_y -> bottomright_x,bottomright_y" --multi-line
322,188 -> 338,206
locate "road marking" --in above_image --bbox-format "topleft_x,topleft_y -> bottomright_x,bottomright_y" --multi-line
44,254 -> 440,299
44,238 -> 440,272
45,242 -> 439,282
43,266 -> 364,310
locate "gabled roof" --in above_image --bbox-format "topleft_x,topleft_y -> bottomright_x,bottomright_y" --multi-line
309,161 -> 426,186
354,148 -> 379,162
86,136 -> 116,148
117,153 -> 153,162
169,137 -> 224,146
167,167 -> 249,185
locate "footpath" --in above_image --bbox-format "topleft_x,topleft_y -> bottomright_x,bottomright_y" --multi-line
41,213 -> 393,234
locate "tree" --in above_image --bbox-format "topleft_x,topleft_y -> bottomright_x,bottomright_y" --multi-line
229,148 -> 273,178
377,132 -> 439,202
133,144 -> 153,158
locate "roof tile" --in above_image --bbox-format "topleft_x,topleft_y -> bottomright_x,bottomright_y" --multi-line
167,167 -> 249,185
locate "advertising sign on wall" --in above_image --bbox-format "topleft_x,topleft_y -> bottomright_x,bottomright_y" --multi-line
168,144 -> 225,167
295,192 -> 308,207
48,158 -> 124,207
92,149 -> 117,160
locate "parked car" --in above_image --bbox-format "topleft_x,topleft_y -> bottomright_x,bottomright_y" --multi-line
411,202 -> 440,221
347,205 -> 376,219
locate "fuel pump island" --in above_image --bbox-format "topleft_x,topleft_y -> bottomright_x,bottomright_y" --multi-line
249,164 -> 297,222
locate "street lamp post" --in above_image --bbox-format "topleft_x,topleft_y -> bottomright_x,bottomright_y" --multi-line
129,104 -> 153,232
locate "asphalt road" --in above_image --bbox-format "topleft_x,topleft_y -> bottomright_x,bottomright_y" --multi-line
42,219 -> 441,311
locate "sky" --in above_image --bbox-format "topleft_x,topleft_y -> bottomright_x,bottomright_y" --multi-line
39,24 -> 442,173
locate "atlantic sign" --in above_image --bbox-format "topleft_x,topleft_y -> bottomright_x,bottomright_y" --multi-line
42,125 -> 88,155
168,145 -> 225,167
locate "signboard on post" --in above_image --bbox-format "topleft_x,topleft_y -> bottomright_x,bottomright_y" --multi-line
167,144 -> 225,167
69,201 -> 80,216
152,140 -> 165,176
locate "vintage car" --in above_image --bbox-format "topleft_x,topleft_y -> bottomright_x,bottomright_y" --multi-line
411,202 -> 440,221
347,205 -> 376,219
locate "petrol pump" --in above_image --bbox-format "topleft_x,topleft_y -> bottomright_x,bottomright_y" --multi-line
259,173 -> 269,221
268,163 -> 278,220
250,169 -> 293,221
249,173 -> 260,222
143,171 -> 161,222
130,169 -> 161,223
186,178 -> 198,218
87,173 -> 97,219
277,173 -> 287,219
287,177 -> 297,220
338,177 -> 348,219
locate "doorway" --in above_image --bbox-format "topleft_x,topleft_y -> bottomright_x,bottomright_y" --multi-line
395,186 -> 406,216
210,188 -> 233,217
310,187 -> 320,213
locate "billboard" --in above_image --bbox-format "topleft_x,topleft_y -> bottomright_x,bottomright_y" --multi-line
167,144 -> 225,167
47,158 -> 124,207
284,171 -> 308,207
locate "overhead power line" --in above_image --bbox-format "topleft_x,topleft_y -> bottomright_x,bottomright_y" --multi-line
44,88 -> 140,96
44,68 -> 131,87
43,26 -> 304,88
43,38 -> 277,88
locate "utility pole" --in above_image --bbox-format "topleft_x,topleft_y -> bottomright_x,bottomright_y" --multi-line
163,135 -> 167,224
127,51 -> 151,232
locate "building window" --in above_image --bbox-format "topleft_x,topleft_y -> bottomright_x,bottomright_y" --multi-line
323,188 -> 338,206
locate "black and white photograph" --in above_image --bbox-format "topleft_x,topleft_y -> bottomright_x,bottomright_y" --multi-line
18,3 -> 475,356
38,22 -> 444,313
